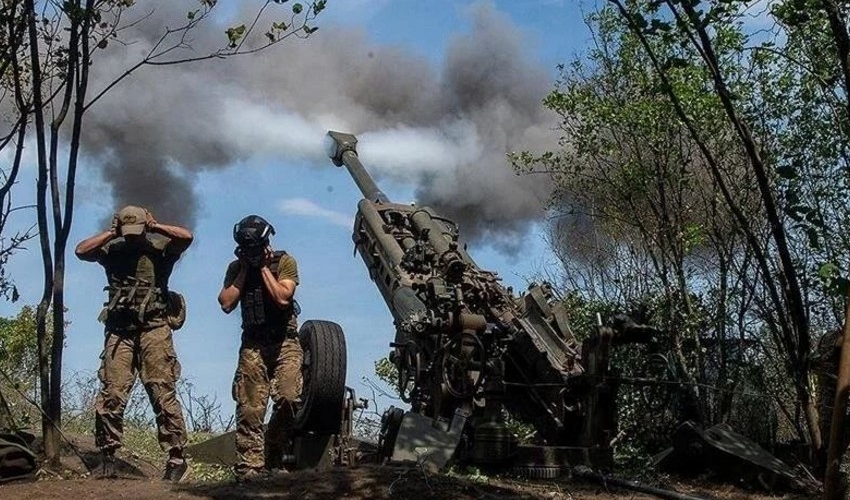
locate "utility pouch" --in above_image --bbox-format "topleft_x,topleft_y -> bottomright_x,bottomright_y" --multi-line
166,291 -> 187,331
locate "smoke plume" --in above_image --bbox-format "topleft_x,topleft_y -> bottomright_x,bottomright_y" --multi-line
83,1 -> 558,251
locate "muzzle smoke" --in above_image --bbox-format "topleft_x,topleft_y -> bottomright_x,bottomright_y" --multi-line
83,1 -> 558,252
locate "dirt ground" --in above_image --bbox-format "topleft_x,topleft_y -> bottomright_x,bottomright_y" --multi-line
0,433 -> 822,500
0,465 -> 823,500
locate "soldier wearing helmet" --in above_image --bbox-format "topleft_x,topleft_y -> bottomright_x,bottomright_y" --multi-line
218,215 -> 302,482
74,205 -> 192,483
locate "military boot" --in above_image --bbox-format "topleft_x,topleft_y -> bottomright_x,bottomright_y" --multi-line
100,450 -> 117,479
163,448 -> 191,483
266,444 -> 284,471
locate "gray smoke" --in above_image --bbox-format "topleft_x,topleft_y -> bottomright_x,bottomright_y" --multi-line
83,0 -> 558,251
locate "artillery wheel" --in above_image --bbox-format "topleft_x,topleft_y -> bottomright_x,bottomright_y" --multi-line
440,332 -> 486,399
294,320 -> 348,434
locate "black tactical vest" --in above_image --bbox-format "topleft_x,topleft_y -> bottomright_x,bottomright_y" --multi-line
240,251 -> 296,341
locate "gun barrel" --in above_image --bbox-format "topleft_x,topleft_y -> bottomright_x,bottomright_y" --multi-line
325,131 -> 389,204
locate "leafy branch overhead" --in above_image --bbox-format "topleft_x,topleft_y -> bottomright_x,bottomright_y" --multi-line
87,0 -> 328,111
222,0 -> 325,49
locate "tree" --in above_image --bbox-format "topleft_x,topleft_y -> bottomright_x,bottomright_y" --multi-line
603,0 -> 850,463
7,0 -> 327,467
515,0 -> 850,465
516,4 -> 784,451
0,1 -> 38,303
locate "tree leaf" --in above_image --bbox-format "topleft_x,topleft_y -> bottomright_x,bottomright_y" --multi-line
818,262 -> 838,280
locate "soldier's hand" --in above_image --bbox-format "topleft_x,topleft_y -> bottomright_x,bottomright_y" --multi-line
109,213 -> 120,235
235,246 -> 262,268
262,245 -> 274,267
144,209 -> 158,229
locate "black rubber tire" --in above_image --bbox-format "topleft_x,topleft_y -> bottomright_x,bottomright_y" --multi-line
294,320 -> 348,434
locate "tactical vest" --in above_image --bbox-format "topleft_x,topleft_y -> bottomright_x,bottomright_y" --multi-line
100,234 -> 175,332
240,251 -> 297,341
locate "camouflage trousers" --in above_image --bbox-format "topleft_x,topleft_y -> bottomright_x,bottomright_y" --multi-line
94,325 -> 188,453
232,337 -> 303,472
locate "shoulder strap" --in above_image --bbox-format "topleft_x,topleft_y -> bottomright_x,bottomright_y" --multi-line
146,233 -> 171,253
269,250 -> 287,274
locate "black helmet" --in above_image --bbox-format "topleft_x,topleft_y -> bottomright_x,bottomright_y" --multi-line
233,215 -> 275,248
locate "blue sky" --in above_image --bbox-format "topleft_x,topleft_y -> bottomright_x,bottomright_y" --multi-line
0,1 -> 595,424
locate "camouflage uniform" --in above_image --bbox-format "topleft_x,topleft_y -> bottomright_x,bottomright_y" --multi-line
224,252 -> 302,474
88,231 -> 189,454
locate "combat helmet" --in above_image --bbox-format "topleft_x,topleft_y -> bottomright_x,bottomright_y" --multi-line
233,215 -> 275,248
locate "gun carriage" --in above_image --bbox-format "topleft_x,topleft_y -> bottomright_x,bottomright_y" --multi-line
325,131 -> 655,473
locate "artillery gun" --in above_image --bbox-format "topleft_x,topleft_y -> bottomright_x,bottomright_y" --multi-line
325,131 -> 656,474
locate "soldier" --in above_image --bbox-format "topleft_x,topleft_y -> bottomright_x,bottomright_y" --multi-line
218,215 -> 302,482
75,205 -> 192,483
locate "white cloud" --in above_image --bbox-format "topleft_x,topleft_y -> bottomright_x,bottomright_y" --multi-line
277,197 -> 354,228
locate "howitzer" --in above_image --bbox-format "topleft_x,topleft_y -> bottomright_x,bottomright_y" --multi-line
326,131 -> 655,473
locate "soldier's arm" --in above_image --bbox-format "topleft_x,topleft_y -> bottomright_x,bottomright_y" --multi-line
151,222 -> 194,255
145,211 -> 193,255
218,261 -> 246,314
74,230 -> 115,262
261,252 -> 297,308
260,270 -> 296,307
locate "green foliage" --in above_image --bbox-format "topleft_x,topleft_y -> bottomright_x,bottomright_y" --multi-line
0,306 -> 44,429
513,0 -> 840,453
225,1 -> 324,48
500,410 -> 535,443
0,305 -> 39,380
374,356 -> 398,389
225,24 -> 246,48
446,465 -> 490,483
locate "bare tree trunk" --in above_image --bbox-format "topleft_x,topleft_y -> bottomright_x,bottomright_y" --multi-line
47,0 -> 91,447
822,294 -> 850,500
23,0 -> 60,467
